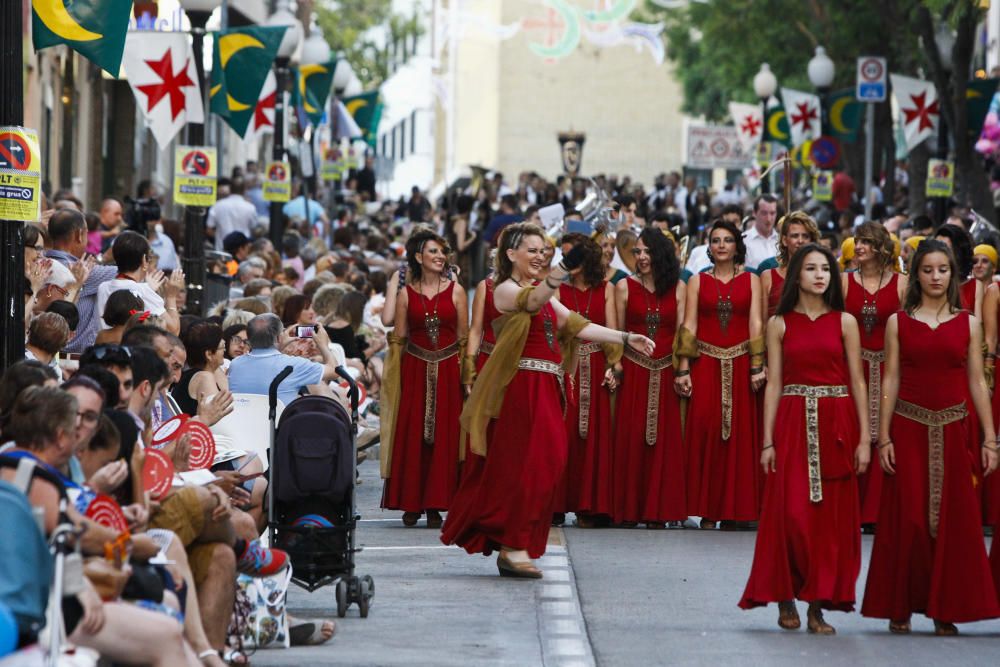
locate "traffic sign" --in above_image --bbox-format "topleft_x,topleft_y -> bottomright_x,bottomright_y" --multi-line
263,161 -> 292,203
856,56 -> 887,102
809,136 -> 841,169
926,159 -> 954,197
174,145 -> 218,207
0,126 -> 41,222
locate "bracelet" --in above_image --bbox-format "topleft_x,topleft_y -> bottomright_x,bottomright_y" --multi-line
761,444 -> 774,451
544,276 -> 561,289
749,366 -> 764,375
988,353 -> 998,360
621,331 -> 630,346
982,442 -> 999,452
673,369 -> 690,377
877,439 -> 892,450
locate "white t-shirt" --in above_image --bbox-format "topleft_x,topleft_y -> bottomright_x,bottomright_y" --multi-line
96,278 -> 165,328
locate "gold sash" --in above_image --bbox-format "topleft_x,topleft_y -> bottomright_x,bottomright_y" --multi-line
697,340 -> 749,441
781,384 -> 850,502
624,347 -> 673,445
860,348 -> 885,444
894,399 -> 968,539
379,334 -> 406,478
406,341 -> 460,445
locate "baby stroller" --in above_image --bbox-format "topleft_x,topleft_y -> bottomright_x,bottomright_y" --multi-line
267,366 -> 375,617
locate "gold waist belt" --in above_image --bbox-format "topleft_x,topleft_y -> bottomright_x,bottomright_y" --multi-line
518,357 -> 566,412
894,399 -> 968,539
697,340 -> 750,441
479,340 -> 495,356
861,348 -> 886,444
624,348 -> 674,445
575,342 -> 602,439
406,341 -> 459,445
782,384 -> 850,503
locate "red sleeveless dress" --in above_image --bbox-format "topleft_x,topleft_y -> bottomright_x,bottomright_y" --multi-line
555,282 -> 614,518
765,269 -> 784,319
382,283 -> 463,513
685,271 -> 762,521
862,311 -> 1000,623
476,278 -> 501,372
739,311 -> 861,611
961,278 -> 978,312
612,278 -> 686,523
441,301 -> 568,558
844,272 -> 900,524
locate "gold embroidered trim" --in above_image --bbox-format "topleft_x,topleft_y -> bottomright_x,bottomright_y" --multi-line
576,342 -> 601,438
698,340 -> 750,441
479,340 -> 495,356
406,341 -> 459,445
782,384 -> 850,503
623,347 -> 674,371
861,348 -> 885,444
894,398 -> 968,539
623,348 -> 674,445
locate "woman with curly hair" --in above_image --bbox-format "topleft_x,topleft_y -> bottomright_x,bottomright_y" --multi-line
842,221 -> 908,526
933,223 -> 981,317
552,233 -> 619,527
677,218 -> 765,529
611,228 -> 687,528
758,212 -> 820,319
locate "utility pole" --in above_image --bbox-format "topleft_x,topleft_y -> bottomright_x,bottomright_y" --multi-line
0,3 -> 25,369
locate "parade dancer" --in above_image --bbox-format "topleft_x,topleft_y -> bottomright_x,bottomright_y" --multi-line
843,222 -> 907,527
933,224 -> 982,317
611,228 -> 686,528
442,223 -> 653,578
381,230 -> 468,528
861,240 -> 1000,634
758,212 -> 820,320
677,219 -> 765,529
739,244 -> 869,635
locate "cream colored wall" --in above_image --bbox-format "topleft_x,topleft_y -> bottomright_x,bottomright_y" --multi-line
450,0 -> 502,174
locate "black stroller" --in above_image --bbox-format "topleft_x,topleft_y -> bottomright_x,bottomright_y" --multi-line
267,366 -> 375,617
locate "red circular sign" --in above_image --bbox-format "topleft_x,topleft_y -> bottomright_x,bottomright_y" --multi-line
0,132 -> 30,171
185,421 -> 217,470
860,57 -> 884,82
151,415 -> 189,449
182,150 -> 211,176
268,163 -> 287,181
809,136 -> 842,169
142,449 -> 175,500
85,494 -> 129,533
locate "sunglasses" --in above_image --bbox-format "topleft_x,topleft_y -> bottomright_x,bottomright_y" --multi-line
91,344 -> 132,361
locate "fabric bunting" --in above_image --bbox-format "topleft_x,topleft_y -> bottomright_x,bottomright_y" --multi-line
32,0 -> 133,74
210,25 -> 288,138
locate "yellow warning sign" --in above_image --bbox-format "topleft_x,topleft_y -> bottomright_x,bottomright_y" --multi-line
926,159 -> 954,198
263,161 -> 291,203
174,146 -> 218,207
322,148 -> 341,182
0,126 -> 42,222
813,170 -> 833,201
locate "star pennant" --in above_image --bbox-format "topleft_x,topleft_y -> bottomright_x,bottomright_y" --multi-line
137,49 -> 195,121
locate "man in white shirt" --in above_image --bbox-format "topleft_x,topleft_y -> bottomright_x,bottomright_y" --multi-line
206,177 -> 258,251
96,231 -> 180,332
742,194 -> 779,271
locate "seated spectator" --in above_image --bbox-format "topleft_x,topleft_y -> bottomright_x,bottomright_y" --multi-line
96,231 -> 181,334
79,344 -> 134,409
95,288 -> 145,346
281,294 -> 317,328
176,322 -> 227,417
233,297 -> 269,316
269,285 -> 296,318
24,313 -> 71,381
46,299 -> 80,343
242,278 -> 272,298
222,324 -> 249,361
0,360 -> 58,441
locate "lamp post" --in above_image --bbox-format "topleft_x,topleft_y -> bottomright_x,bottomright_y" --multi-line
178,0 -> 222,316
300,15 -> 331,204
0,2 -> 24,369
934,22 -> 955,225
807,46 -> 835,135
330,58 -> 357,193
753,63 -> 778,193
266,0 -> 303,250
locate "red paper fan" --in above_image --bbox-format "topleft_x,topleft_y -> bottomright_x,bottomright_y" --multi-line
85,494 -> 129,533
142,448 -> 175,500
185,420 -> 217,470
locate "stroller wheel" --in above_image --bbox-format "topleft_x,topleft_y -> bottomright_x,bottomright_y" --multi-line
336,579 -> 348,618
359,578 -> 371,618
363,574 -> 375,598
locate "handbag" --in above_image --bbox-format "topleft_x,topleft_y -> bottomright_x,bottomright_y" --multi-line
236,566 -> 292,649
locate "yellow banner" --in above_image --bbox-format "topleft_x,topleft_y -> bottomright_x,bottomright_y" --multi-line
263,161 -> 291,202
813,170 -> 833,201
0,126 -> 42,222
174,146 -> 218,207
926,159 -> 954,198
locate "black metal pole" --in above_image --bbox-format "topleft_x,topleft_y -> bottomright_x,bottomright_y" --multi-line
183,10 -> 211,315
935,113 -> 949,225
0,3 -> 25,369
760,96 -> 770,194
269,57 -> 289,249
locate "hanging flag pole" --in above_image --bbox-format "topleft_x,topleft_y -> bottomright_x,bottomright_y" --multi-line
0,1 -> 24,369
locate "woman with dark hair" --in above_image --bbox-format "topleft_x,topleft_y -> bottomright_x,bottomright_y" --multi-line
222,323 -> 249,360
842,221 -> 908,527
441,223 -> 653,577
174,322 -> 226,417
862,239 -> 1000,634
281,293 -> 317,327
381,229 -> 467,528
446,195 -> 477,289
95,289 -> 146,346
759,212 -> 820,319
739,244 -> 869,634
611,228 -> 686,528
933,224 -> 981,317
553,232 -> 619,527
677,218 -> 765,529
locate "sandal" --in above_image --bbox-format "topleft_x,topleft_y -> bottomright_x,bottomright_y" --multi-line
933,620 -> 959,636
290,619 -> 337,646
806,604 -> 835,635
402,512 -> 420,527
777,601 -> 800,630
222,649 -> 249,666
888,618 -> 911,634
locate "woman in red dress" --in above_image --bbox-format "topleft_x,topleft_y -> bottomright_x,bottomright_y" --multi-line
739,244 -> 869,634
843,222 -> 908,527
612,228 -> 686,528
465,275 -> 502,386
382,230 -> 468,528
861,239 -> 1000,634
441,223 -> 654,577
984,281 -> 1000,533
555,233 -> 618,527
933,224 -> 982,317
677,219 -> 765,528
758,212 -> 819,320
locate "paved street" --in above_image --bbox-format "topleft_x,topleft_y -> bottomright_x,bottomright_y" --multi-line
254,457 -> 1000,666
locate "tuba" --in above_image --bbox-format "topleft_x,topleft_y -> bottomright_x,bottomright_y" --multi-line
575,178 -> 617,233
969,209 -> 1000,246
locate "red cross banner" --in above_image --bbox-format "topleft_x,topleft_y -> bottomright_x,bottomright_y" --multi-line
122,31 -> 204,150
248,70 -> 277,141
729,102 -> 763,154
780,88 -> 821,148
890,73 -> 940,153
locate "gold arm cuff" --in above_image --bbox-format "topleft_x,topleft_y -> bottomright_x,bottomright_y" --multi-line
461,354 -> 478,385
749,336 -> 766,357
674,326 -> 699,359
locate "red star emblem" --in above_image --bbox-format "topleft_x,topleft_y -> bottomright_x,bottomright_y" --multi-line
740,115 -> 762,138
137,50 -> 194,121
790,101 -> 818,130
902,91 -> 939,132
253,90 -> 276,130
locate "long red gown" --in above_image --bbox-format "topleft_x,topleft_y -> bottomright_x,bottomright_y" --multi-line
612,278 -> 686,523
555,282 -> 614,518
686,271 -> 762,521
961,277 -> 978,312
739,311 -> 861,611
475,278 -> 501,372
765,269 -> 784,319
844,272 -> 900,524
861,311 -> 1000,623
441,302 -> 568,558
987,292 -> 1000,528
382,283 -> 462,513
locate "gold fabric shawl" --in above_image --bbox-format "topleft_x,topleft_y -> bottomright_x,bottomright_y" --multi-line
379,333 -> 406,478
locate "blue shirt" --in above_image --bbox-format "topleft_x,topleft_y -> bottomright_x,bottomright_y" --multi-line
228,348 -> 324,407
282,197 -> 325,226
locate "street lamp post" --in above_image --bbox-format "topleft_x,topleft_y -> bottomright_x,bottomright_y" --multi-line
753,63 -> 778,194
266,0 -> 303,250
807,46 -> 835,135
301,16 -> 331,204
0,2 -> 24,369
934,22 -> 956,225
178,0 -> 222,316
329,58 -> 357,197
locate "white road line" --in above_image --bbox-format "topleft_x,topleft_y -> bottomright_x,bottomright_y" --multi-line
361,545 -> 460,551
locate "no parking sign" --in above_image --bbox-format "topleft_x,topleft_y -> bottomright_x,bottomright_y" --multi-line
263,161 -> 291,202
174,146 -> 218,206
0,126 -> 41,222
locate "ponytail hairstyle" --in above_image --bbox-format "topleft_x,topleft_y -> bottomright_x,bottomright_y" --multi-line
776,243 -> 844,315
559,232 -> 604,289
494,222 -> 547,285
903,239 -> 961,315
637,228 -> 679,296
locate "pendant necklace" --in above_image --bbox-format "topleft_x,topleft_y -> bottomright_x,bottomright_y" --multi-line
419,277 -> 444,348
640,275 -> 660,339
713,267 -> 736,334
571,282 -> 595,319
518,275 -> 557,351
859,269 -> 884,336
